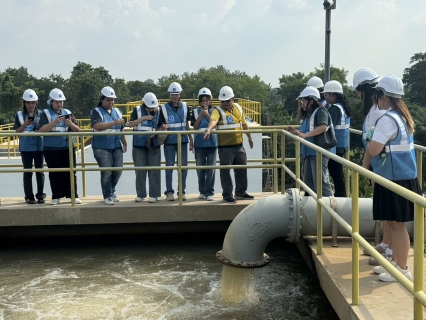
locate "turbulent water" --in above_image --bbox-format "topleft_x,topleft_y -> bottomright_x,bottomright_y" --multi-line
0,235 -> 338,320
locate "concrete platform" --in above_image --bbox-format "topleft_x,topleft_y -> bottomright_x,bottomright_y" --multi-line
297,236 -> 426,320
0,192 -> 275,226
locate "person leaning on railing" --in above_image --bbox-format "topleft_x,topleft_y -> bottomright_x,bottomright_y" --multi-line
365,75 -> 422,282
14,89 -> 45,204
128,92 -> 161,204
90,86 -> 127,206
203,86 -> 254,203
287,86 -> 335,197
38,88 -> 81,205
191,87 -> 218,202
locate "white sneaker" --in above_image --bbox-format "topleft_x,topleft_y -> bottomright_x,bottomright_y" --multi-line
182,194 -> 186,201
50,199 -> 60,205
379,265 -> 412,282
135,197 -> 143,202
206,195 -> 214,201
104,197 -> 114,205
149,197 -> 157,203
373,260 -> 395,274
112,195 -> 120,202
74,198 -> 82,204
198,194 -> 206,200
166,192 -> 174,201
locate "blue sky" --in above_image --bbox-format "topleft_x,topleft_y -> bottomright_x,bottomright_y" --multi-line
1,0 -> 425,88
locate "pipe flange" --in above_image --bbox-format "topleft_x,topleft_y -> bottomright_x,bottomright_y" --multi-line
286,188 -> 301,243
216,250 -> 270,269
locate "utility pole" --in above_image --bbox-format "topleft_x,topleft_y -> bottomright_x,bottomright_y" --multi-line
323,0 -> 336,83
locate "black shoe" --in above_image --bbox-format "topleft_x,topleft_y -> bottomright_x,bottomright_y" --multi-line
223,197 -> 236,203
37,199 -> 45,204
26,198 -> 36,204
235,194 -> 254,200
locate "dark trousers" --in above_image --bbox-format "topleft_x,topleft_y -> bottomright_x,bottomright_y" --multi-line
43,149 -> 78,199
218,145 -> 248,199
328,152 -> 347,197
21,151 -> 45,200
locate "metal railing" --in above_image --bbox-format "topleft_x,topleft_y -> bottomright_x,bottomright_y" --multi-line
282,129 -> 426,319
0,126 -> 424,318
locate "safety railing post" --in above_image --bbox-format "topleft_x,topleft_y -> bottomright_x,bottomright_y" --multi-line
295,140 -> 300,190
81,135 -> 87,197
280,131 -> 285,194
316,151 -> 323,255
416,150 -> 422,188
273,132 -> 278,193
68,136 -> 76,208
413,203 -> 424,319
351,170 -> 360,305
177,133 -> 183,205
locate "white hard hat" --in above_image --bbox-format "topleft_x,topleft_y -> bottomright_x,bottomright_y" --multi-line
197,87 -> 212,98
323,80 -> 343,94
101,86 -> 117,98
353,68 -> 379,88
142,92 -> 159,108
167,82 -> 183,94
295,92 -> 302,101
307,76 -> 324,89
218,86 -> 235,101
300,86 -> 320,101
22,89 -> 38,101
375,75 -> 404,98
49,88 -> 66,101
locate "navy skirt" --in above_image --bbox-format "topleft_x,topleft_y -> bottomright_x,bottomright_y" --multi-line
373,179 -> 422,222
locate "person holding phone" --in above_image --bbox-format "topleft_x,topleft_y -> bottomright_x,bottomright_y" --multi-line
14,89 -> 45,204
38,88 -> 81,205
129,92 -> 161,203
191,88 -> 217,201
90,86 -> 127,205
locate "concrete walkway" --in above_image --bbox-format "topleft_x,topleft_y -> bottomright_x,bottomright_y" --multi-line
298,236 -> 426,320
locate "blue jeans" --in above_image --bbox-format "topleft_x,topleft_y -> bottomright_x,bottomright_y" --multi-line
132,146 -> 161,198
164,144 -> 187,195
303,155 -> 333,197
195,148 -> 217,196
93,147 -> 123,199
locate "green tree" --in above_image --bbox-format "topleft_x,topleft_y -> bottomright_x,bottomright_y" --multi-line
127,79 -> 159,102
403,52 -> 426,106
66,62 -> 113,117
0,74 -> 22,123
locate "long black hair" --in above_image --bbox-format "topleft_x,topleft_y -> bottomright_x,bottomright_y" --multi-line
97,95 -> 106,107
333,93 -> 352,117
22,100 -> 39,115
356,83 -> 377,117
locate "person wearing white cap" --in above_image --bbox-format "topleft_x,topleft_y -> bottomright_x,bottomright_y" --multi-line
354,68 -> 390,264
128,92 -> 161,203
191,88 -> 218,201
90,86 -> 127,205
14,89 -> 45,204
157,82 -> 193,201
38,88 -> 81,205
287,86 -> 335,197
203,86 -> 254,203
366,75 -> 421,282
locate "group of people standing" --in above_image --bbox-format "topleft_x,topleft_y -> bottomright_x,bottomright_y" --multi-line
14,83 -> 254,206
289,70 -> 420,283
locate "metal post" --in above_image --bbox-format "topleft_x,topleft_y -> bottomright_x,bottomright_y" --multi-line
324,8 -> 331,83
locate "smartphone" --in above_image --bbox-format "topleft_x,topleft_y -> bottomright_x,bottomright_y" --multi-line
27,117 -> 34,121
63,114 -> 71,119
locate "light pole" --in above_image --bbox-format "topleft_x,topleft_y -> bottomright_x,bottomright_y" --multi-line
323,0 -> 336,83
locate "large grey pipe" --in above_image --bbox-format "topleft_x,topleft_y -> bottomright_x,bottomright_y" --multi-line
217,188 -> 415,268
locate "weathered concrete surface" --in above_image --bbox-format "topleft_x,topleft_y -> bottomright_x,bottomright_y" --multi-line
0,193 -> 276,226
298,236 -> 426,320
